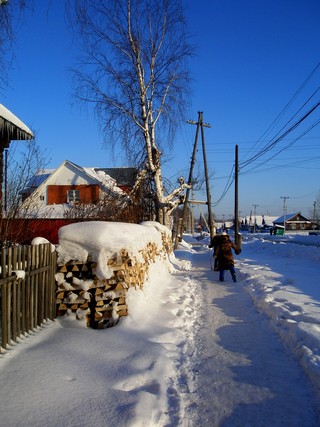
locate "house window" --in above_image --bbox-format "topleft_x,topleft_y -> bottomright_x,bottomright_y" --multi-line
67,190 -> 80,204
40,195 -> 44,201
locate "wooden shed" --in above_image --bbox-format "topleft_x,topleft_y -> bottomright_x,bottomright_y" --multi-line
273,212 -> 311,231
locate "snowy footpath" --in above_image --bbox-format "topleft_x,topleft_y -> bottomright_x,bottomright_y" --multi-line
178,235 -> 320,426
0,233 -> 320,426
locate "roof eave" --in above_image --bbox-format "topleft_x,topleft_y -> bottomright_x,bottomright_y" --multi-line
0,104 -> 34,142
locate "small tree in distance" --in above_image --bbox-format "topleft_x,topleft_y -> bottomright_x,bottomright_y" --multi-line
68,0 -> 194,226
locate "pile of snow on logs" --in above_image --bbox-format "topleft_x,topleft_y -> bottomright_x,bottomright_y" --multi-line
55,221 -> 172,329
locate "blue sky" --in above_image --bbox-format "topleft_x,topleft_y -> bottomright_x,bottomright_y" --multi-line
3,0 -> 320,219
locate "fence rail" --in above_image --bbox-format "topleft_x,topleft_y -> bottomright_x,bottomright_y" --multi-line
0,244 -> 56,351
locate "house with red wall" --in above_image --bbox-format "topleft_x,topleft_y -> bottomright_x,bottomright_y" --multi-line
9,160 -> 140,243
20,160 -> 134,218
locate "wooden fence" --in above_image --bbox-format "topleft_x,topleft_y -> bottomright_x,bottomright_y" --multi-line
0,244 -> 57,352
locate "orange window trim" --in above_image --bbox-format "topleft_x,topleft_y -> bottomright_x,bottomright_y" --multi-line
47,185 -> 100,205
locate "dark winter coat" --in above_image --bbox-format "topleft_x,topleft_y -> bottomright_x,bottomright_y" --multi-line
214,235 -> 241,271
209,235 -> 222,253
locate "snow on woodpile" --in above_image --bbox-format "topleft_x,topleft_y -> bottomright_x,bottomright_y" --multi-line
57,221 -> 171,279
56,221 -> 173,328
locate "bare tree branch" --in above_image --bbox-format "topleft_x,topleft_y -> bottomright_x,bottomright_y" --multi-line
67,0 -> 193,224
0,0 -> 33,90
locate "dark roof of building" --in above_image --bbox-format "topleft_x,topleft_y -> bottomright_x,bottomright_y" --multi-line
94,167 -> 138,187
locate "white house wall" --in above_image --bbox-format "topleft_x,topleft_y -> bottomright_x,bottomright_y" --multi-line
49,163 -> 98,186
21,161 -> 101,215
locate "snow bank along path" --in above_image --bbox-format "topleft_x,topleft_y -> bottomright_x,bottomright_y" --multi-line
175,237 -> 320,426
238,234 -> 320,392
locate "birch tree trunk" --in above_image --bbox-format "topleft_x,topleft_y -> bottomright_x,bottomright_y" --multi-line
69,0 -> 193,224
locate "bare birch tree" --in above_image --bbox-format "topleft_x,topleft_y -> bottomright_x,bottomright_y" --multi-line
68,0 -> 193,225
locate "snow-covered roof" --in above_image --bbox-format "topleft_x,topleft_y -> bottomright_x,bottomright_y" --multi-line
83,167 -> 124,195
274,213 -> 310,224
245,215 -> 278,226
22,169 -> 55,193
210,215 -> 282,228
0,103 -> 34,141
94,167 -> 138,188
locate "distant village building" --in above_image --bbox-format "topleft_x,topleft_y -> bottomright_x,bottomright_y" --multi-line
273,213 -> 312,231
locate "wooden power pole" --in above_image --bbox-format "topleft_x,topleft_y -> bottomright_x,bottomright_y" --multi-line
234,144 -> 241,247
174,115 -> 201,249
183,111 -> 215,242
200,113 -> 215,241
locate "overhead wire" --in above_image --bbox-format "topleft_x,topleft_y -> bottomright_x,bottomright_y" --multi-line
210,100 -> 320,206
206,62 -> 320,209
240,61 -> 320,164
212,165 -> 235,206
239,100 -> 320,169
240,156 -> 320,175
240,114 -> 320,174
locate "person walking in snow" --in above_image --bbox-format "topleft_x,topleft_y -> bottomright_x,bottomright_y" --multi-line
214,232 -> 241,282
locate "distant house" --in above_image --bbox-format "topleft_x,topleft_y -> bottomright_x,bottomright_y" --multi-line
273,212 -> 311,231
19,160 -> 138,219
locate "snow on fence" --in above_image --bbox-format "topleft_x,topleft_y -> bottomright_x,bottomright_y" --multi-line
0,244 -> 57,351
55,221 -> 172,329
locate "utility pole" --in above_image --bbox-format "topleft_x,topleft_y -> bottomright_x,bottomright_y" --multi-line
191,187 -> 195,234
234,145 -> 240,247
175,116 -> 201,249
199,112 -> 215,241
188,111 -> 215,239
179,111 -> 215,244
280,196 -> 289,233
252,204 -> 259,233
313,201 -> 316,230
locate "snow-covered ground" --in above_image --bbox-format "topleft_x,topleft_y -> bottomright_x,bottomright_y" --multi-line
0,226 -> 320,426
237,233 -> 320,390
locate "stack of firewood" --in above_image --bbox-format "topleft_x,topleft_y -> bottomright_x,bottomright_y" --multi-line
55,231 -> 172,329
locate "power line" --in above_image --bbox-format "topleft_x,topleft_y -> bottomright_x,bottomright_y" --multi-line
241,61 -> 320,164
212,165 -> 235,206
239,100 -> 320,169
195,63 -> 320,210
240,116 -> 320,174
